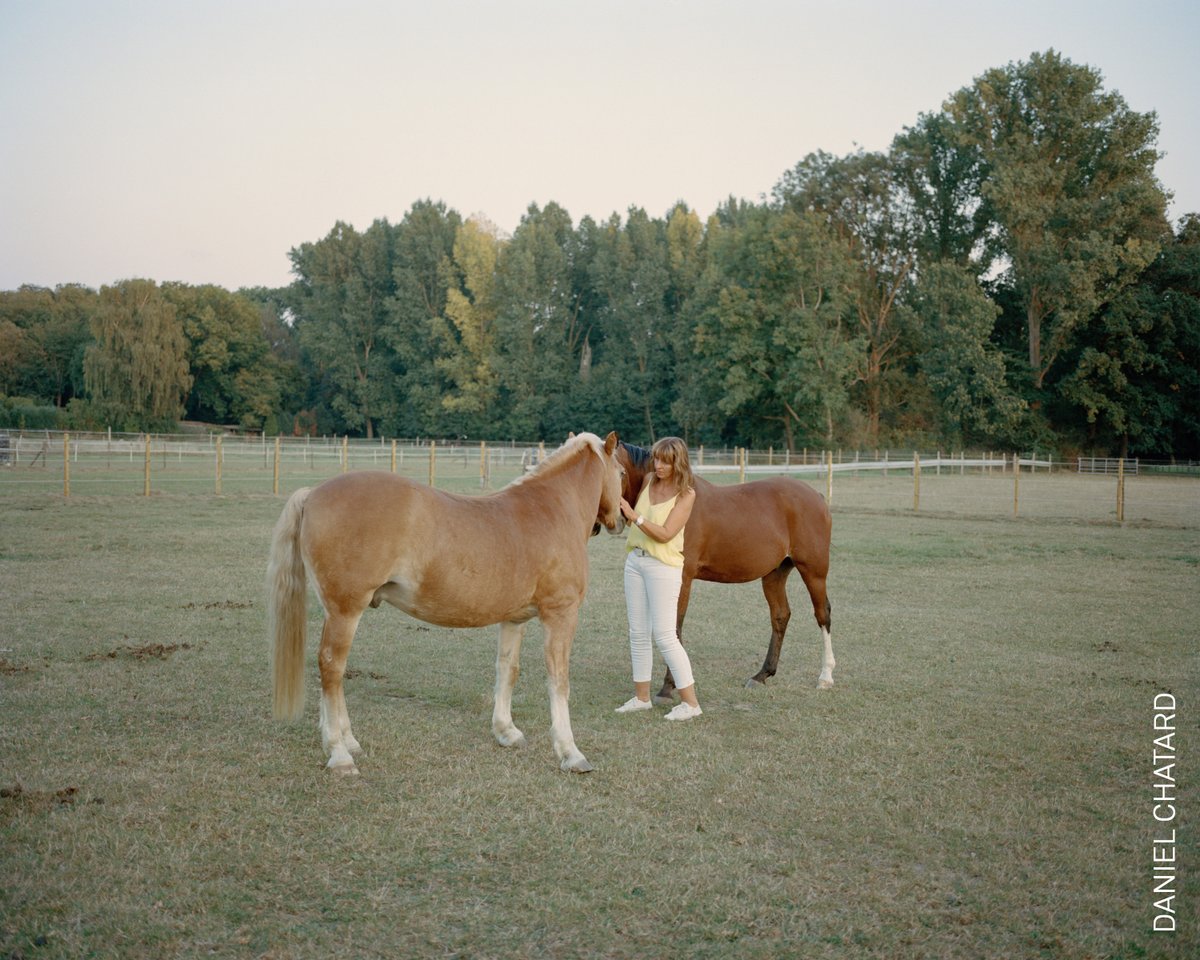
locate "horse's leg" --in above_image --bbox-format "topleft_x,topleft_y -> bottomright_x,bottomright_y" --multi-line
318,609 -> 363,776
654,575 -> 694,704
748,561 -> 793,687
542,607 -> 591,773
799,568 -> 835,688
492,621 -> 528,748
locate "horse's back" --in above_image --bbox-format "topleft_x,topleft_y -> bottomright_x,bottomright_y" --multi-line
688,475 -> 830,580
298,470 -> 566,627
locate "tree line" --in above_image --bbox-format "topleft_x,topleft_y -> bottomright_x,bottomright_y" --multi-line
2,51 -> 1197,458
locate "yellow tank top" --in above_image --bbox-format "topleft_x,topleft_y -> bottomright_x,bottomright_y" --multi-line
626,484 -> 685,567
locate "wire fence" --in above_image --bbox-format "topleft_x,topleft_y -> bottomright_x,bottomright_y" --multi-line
1,429 -> 1197,528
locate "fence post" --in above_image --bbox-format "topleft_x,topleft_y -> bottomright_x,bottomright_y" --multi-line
739,447 -> 746,483
391,439 -> 397,473
1013,452 -> 1020,516
698,445 -> 704,467
1117,458 -> 1125,522
826,450 -> 833,504
273,436 -> 281,495
215,435 -> 223,495
63,432 -> 70,498
429,440 -> 437,487
144,434 -> 151,497
480,440 -> 487,488
341,436 -> 348,473
913,452 -> 921,511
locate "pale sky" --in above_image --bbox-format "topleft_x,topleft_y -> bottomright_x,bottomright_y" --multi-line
2,0 -> 1197,292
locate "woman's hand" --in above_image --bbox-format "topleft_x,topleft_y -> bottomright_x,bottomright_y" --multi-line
620,497 -> 637,522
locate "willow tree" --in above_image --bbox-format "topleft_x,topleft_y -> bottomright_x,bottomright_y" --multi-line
83,279 -> 191,430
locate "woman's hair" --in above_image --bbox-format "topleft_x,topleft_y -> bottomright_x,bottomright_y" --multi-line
651,437 -> 694,496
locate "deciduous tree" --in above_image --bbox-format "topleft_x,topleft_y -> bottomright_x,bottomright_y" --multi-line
82,279 -> 191,430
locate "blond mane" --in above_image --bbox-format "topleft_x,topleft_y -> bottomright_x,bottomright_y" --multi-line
507,433 -> 604,488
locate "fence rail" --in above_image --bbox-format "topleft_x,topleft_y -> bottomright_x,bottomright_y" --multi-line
1,430 -> 1197,528
1078,456 -> 1139,476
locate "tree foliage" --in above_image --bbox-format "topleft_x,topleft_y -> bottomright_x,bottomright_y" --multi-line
2,52 -> 1193,458
944,50 -> 1168,393
82,280 -> 192,431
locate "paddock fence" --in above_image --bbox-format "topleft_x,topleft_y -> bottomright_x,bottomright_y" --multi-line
1,430 -> 1197,528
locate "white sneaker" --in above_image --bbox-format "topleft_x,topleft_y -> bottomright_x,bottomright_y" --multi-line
615,696 -> 653,713
664,702 -> 702,721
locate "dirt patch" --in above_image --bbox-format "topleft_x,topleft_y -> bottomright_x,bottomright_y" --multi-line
343,668 -> 387,681
86,642 -> 192,661
182,600 -> 253,610
0,658 -> 30,675
0,784 -> 101,812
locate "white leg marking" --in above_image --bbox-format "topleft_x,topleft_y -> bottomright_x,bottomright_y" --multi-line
817,626 -> 835,689
492,622 -> 527,748
321,693 -> 358,774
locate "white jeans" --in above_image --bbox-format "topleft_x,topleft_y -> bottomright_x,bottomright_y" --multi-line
624,549 -> 695,689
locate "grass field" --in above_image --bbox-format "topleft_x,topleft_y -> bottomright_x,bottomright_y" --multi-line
1,486 -> 1196,959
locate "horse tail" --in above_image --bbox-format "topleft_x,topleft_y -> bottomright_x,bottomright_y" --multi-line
267,487 -> 312,721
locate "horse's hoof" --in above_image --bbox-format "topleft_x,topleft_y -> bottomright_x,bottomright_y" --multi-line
817,678 -> 834,690
562,756 -> 593,774
328,761 -> 359,778
494,728 -> 527,749
652,693 -> 676,706
745,677 -> 767,689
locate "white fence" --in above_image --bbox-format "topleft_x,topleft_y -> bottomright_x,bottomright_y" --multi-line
1078,457 -> 1139,476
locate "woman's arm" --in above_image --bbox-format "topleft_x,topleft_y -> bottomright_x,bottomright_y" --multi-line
631,488 -> 695,543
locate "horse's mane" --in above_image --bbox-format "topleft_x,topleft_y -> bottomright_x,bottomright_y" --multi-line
621,441 -> 652,472
507,433 -> 605,488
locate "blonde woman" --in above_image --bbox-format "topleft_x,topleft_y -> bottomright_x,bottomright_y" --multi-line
616,437 -> 703,721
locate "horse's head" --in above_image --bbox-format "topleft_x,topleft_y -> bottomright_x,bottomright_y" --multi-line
613,436 -> 651,505
593,431 -> 626,537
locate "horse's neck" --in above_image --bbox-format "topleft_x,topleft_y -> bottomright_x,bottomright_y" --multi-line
516,449 -> 598,520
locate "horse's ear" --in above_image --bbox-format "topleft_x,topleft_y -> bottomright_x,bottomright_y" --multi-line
567,431 -> 576,440
604,431 -> 618,455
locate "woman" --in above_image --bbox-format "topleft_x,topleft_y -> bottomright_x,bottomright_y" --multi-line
615,437 -> 703,721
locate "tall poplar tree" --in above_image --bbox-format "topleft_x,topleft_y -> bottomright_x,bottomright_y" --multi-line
435,217 -> 502,427
288,220 -> 398,438
387,199 -> 462,436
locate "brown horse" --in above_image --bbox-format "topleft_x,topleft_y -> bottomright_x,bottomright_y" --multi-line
268,431 -> 626,775
615,440 -> 833,701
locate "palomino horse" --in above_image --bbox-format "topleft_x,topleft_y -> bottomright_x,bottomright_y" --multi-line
268,431 -> 626,775
615,440 -> 833,700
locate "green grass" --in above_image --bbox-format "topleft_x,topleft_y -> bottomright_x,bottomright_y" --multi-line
1,492 -> 1197,958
